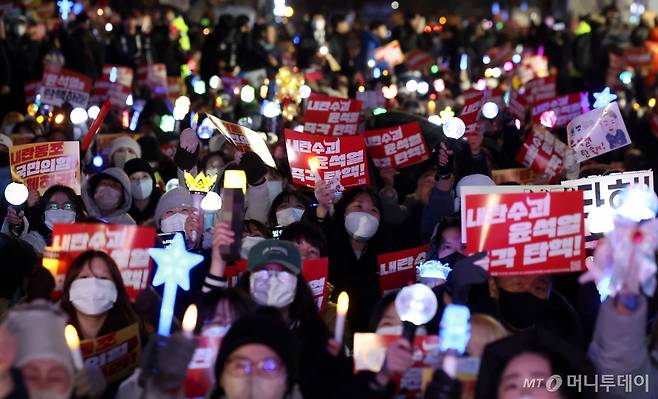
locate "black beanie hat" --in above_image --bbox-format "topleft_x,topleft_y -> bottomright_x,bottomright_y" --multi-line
123,158 -> 155,179
214,310 -> 299,392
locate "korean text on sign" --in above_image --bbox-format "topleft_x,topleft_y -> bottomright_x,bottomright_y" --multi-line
302,258 -> 329,311
303,93 -> 362,136
460,89 -> 485,134
515,126 -> 568,183
80,323 -> 141,384
566,102 -> 631,163
10,141 -> 81,195
531,92 -> 590,128
378,245 -> 428,294
561,170 -> 654,236
285,129 -> 369,189
39,66 -> 92,108
464,191 -> 585,276
50,224 -> 156,301
364,122 -> 429,169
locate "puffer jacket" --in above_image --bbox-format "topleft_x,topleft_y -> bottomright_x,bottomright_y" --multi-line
81,167 -> 136,225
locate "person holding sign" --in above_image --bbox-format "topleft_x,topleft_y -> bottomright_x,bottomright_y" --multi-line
206,226 -> 352,399
60,251 -> 144,395
313,184 -> 387,333
81,167 -> 136,225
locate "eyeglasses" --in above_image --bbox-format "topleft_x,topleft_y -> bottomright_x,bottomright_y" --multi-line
224,356 -> 286,378
251,269 -> 295,284
45,202 -> 75,211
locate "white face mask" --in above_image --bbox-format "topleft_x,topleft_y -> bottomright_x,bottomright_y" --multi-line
160,212 -> 188,233
131,177 -> 153,200
94,186 -> 123,211
69,278 -> 118,316
44,209 -> 76,230
113,152 -> 136,169
275,207 -> 304,227
375,325 -> 427,336
240,236 -> 266,259
344,211 -> 379,241
203,324 -> 231,338
250,272 -> 297,308
221,374 -> 288,399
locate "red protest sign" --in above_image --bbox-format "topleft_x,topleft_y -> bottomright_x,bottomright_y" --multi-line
302,257 -> 329,311
303,93 -> 362,136
137,64 -> 168,98
80,323 -> 141,384
184,334 -> 222,399
354,333 -> 440,397
508,89 -> 528,122
460,90 -> 485,135
378,245 -> 428,294
364,122 -> 429,169
531,92 -> 590,128
464,191 -> 585,276
10,141 -> 81,195
405,49 -> 434,71
91,65 -> 133,108
285,129 -> 369,189
374,40 -> 404,67
39,66 -> 92,108
49,224 -> 156,301
515,126 -> 567,183
526,76 -> 556,105
623,47 -> 652,68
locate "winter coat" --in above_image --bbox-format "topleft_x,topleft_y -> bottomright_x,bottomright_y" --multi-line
81,167 -> 136,225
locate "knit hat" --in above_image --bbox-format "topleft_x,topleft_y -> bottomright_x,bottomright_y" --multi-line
247,239 -> 302,275
0,134 -> 12,149
110,136 -> 142,159
154,187 -> 194,228
124,158 -> 155,179
3,300 -> 74,381
455,174 -> 495,211
214,312 -> 299,391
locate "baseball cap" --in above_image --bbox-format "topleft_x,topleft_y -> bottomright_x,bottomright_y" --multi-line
247,239 -> 302,275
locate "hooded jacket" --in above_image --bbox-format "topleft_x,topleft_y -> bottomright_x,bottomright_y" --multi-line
81,167 -> 136,225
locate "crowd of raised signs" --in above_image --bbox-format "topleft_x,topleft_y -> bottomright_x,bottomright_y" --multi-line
2,1 -> 658,398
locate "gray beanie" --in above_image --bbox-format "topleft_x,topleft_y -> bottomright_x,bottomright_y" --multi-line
110,136 -> 142,159
154,187 -> 194,228
3,300 -> 74,379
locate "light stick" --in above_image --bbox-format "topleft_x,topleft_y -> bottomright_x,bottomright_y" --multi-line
592,87 -> 618,109
439,304 -> 470,378
82,100 -> 111,151
4,182 -> 28,207
148,233 -> 204,336
334,292 -> 349,343
64,324 -> 84,370
395,284 -> 438,343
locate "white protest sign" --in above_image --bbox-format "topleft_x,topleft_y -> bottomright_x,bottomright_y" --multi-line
459,185 -> 571,243
566,102 -> 631,163
560,170 -> 654,236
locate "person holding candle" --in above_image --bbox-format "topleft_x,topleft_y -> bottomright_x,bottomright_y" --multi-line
206,227 -> 353,398
312,184 -> 390,333
60,250 -> 144,396
1,300 -> 105,399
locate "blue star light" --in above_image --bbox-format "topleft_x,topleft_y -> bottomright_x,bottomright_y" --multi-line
592,87 -> 618,109
58,0 -> 74,21
149,233 -> 204,335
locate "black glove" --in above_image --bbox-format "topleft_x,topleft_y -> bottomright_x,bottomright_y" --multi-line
434,142 -> 454,179
239,151 -> 268,185
446,251 -> 488,305
423,369 -> 462,399
139,333 -> 198,391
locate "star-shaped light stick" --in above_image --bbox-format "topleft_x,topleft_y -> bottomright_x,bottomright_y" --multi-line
148,233 -> 204,336
58,0 -> 74,21
592,87 -> 618,109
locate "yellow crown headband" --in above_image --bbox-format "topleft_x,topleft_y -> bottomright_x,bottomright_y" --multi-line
184,171 -> 218,193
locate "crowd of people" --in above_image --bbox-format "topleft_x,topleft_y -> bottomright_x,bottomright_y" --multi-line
0,0 -> 658,398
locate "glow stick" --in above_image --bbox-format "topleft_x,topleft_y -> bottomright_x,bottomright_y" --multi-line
64,324 -> 84,370
334,292 -> 349,343
82,100 -> 111,151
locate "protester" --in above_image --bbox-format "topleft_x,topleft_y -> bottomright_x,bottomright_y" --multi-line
81,167 -> 136,225
124,158 -> 162,225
